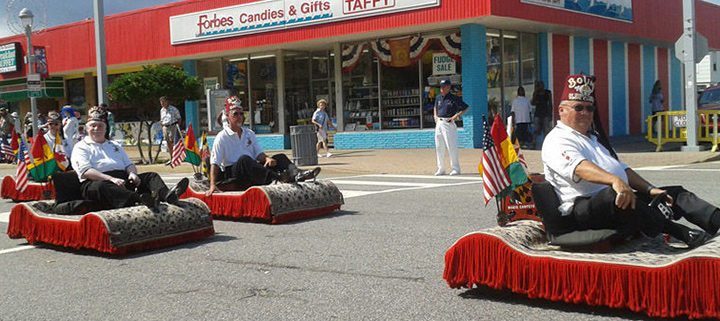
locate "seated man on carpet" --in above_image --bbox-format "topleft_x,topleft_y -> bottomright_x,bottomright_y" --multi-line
44,111 -> 74,161
541,73 -> 720,248
70,107 -> 189,210
205,96 -> 320,196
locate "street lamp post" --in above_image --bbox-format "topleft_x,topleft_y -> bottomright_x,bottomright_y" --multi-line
19,8 -> 39,138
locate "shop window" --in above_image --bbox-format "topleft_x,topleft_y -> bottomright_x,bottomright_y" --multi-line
487,30 -> 502,123
66,78 -> 86,110
197,58 -> 223,132
502,31 -> 520,118
341,30 -> 461,131
249,54 -> 277,134
485,30 -> 538,124
285,51 -> 312,130
521,33 -> 537,87
225,57 -> 250,128
342,49 -> 379,131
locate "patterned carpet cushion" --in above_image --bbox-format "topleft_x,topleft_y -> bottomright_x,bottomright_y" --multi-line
444,220 -> 720,319
181,177 -> 344,223
7,198 -> 215,255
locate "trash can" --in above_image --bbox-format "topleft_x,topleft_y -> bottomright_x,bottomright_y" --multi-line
290,125 -> 318,166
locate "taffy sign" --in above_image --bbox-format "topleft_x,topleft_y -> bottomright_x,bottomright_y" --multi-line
170,0 -> 440,45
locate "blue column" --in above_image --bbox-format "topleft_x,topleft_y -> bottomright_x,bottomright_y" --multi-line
642,45 -> 656,132
460,23 -> 487,148
539,33 -> 550,87
669,49 -> 682,111
610,41 -> 628,135
182,60 -> 200,129
572,36 -> 591,74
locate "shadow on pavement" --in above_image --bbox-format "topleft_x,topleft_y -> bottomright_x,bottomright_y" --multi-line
458,286 -> 690,321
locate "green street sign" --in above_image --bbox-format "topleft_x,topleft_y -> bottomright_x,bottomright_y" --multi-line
28,90 -> 42,98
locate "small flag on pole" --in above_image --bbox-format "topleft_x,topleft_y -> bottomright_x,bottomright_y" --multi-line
481,116 -> 511,205
170,126 -> 186,168
200,131 -> 210,177
16,140 -> 30,192
1,137 -> 14,163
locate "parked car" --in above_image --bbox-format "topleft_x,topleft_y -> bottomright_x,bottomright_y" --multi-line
699,85 -> 720,110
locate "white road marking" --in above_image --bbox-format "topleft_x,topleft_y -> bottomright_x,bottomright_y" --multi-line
341,191 -> 376,198
0,245 -> 35,255
330,180 -> 444,187
0,211 -> 9,223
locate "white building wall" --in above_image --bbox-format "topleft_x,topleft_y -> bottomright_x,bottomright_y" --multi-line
697,51 -> 719,89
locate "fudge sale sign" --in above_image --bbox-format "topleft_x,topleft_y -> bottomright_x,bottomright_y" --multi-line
170,0 -> 440,45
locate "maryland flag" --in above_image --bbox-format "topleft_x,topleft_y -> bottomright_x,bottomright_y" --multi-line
26,133 -> 57,182
54,133 -> 69,171
184,123 -> 201,166
200,131 -> 210,177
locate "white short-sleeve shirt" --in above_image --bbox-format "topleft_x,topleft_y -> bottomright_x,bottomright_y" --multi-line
510,96 -> 532,124
541,122 -> 629,215
160,105 -> 181,126
210,127 -> 264,169
71,136 -> 133,182
43,131 -> 72,158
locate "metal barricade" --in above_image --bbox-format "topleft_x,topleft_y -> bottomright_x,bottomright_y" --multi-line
646,110 -> 720,152
290,125 -> 318,166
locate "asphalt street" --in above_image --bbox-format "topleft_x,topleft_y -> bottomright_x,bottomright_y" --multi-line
0,162 -> 719,321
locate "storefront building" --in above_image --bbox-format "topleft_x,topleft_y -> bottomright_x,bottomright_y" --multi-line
0,0 -> 718,149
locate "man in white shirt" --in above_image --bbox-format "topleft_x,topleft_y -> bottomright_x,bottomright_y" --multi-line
541,74 -> 720,248
159,96 -> 182,159
206,96 -> 320,196
510,86 -> 533,148
43,111 -> 73,161
72,107 -> 188,210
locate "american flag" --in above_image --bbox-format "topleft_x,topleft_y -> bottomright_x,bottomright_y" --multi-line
1,138 -> 14,163
170,126 -> 186,168
482,116 -> 511,205
15,140 -> 30,192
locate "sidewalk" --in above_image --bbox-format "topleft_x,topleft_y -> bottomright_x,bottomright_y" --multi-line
2,135 -> 717,176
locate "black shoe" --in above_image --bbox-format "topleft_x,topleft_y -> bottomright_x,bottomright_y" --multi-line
296,167 -> 321,182
684,228 -> 710,249
274,170 -> 296,184
164,177 -> 189,205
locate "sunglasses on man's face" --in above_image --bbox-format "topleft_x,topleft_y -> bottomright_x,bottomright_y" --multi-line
230,110 -> 242,117
570,104 -> 596,113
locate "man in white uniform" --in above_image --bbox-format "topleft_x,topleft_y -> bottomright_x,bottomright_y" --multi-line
205,96 -> 320,196
159,96 -> 182,159
433,79 -> 469,176
43,111 -> 73,161
72,107 -> 188,210
542,74 -> 720,248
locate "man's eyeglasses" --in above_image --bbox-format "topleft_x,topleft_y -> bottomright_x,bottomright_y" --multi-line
230,110 -> 242,116
569,104 -> 595,113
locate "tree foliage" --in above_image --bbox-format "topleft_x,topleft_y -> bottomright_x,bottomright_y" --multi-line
107,64 -> 203,119
106,64 -> 202,164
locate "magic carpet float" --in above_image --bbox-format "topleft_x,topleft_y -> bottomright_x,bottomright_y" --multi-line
443,220 -> 720,320
6,198 -> 215,255
1,176 -> 54,201
180,178 -> 344,224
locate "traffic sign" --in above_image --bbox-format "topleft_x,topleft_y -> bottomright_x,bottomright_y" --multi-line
674,32 -> 709,63
26,73 -> 41,95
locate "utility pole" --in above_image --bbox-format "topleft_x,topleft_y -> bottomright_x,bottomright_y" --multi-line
94,0 -> 109,105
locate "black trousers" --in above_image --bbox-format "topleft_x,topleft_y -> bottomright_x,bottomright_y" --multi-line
220,154 -> 292,190
80,170 -> 169,210
544,186 -> 719,237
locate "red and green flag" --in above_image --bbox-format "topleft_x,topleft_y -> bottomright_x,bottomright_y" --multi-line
490,114 -> 528,196
26,133 -> 57,182
184,123 -> 201,166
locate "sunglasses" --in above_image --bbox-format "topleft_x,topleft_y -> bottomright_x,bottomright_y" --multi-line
569,104 -> 596,113
230,110 -> 242,116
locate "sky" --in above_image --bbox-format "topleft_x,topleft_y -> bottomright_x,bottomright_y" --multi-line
1,0 -> 719,38
0,0 -> 184,38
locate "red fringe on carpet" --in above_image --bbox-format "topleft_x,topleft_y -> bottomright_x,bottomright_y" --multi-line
443,233 -> 720,320
1,176 -> 55,201
181,187 -> 339,224
6,204 -> 215,255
